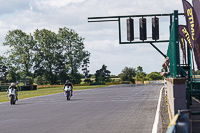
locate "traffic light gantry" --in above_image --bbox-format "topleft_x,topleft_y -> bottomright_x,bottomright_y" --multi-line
88,12 -> 184,57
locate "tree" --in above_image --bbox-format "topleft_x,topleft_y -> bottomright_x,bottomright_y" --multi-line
34,75 -> 49,85
2,27 -> 90,85
0,56 -> 8,81
136,66 -> 143,74
82,55 -> 91,84
135,72 -> 147,81
118,67 -> 136,83
146,72 -> 163,80
6,67 -> 20,82
95,64 -> 111,83
135,66 -> 146,82
33,29 -> 59,84
3,29 -> 35,77
57,27 -> 90,84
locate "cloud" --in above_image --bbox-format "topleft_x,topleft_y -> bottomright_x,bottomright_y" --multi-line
0,0 -> 193,75
39,0 -> 85,8
0,0 -> 30,15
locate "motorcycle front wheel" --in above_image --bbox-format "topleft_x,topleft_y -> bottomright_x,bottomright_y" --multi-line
10,96 -> 14,105
10,95 -> 16,105
67,91 -> 71,100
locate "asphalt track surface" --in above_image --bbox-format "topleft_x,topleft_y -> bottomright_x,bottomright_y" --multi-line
0,84 -> 162,133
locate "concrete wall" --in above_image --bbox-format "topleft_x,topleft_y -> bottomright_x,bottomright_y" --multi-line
166,78 -> 187,120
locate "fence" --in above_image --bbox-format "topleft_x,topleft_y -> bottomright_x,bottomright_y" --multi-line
166,10 -> 181,78
144,80 -> 163,84
165,10 -> 193,132
166,110 -> 191,133
0,85 -> 37,92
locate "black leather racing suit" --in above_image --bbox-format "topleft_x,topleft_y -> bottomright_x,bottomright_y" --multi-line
64,82 -> 73,96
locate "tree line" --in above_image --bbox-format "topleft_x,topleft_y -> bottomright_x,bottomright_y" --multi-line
94,65 -> 163,84
0,27 -> 90,85
118,66 -> 163,83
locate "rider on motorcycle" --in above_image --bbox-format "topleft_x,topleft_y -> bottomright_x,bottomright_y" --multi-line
8,83 -> 18,100
64,80 -> 73,96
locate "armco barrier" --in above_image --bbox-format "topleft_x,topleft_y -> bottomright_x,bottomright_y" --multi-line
144,80 -> 164,84
121,81 -> 131,84
0,83 -> 12,86
0,85 -> 37,91
90,83 -> 106,85
37,85 -> 63,89
0,86 -> 9,92
106,82 -> 121,85
90,82 -> 130,85
20,85 -> 37,91
74,84 -> 90,86
166,110 -> 191,133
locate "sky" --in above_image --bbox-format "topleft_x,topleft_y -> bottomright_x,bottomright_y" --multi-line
0,0 -> 193,75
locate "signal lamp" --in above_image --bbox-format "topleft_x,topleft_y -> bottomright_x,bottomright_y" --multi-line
152,17 -> 159,40
139,18 -> 147,40
127,17 -> 134,41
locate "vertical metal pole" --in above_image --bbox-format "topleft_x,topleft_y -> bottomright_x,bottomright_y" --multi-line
187,45 -> 191,81
170,14 -> 172,34
174,10 -> 181,77
118,17 -> 121,44
150,43 -> 167,58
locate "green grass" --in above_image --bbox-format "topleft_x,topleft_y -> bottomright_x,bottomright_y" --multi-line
0,85 -> 109,103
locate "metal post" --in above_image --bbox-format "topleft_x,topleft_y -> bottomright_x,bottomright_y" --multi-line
169,14 -> 172,34
118,17 -> 121,44
150,43 -> 167,58
187,45 -> 191,81
88,12 -> 184,45
174,10 -> 181,77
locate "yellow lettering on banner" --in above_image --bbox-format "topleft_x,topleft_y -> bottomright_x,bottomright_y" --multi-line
181,38 -> 185,50
187,8 -> 192,16
190,23 -> 195,40
181,38 -> 184,45
187,8 -> 195,40
181,38 -> 186,57
182,27 -> 193,48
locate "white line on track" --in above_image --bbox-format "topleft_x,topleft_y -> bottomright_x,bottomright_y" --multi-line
152,86 -> 164,133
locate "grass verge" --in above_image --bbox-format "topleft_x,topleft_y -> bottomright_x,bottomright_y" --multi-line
0,85 -> 109,103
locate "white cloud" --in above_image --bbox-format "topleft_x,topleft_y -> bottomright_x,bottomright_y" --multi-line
0,0 -> 30,15
40,0 -> 85,8
0,0 -> 194,75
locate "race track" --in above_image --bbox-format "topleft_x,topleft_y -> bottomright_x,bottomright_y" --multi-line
0,84 -> 162,133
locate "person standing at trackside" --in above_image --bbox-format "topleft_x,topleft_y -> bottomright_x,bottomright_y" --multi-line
64,80 -> 73,96
160,57 -> 170,77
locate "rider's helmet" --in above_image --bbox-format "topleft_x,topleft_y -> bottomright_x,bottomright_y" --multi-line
66,80 -> 69,83
11,83 -> 15,87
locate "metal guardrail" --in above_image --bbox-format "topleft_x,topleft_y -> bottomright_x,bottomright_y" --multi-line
166,110 -> 191,133
186,81 -> 200,110
144,80 -> 164,84
0,83 -> 12,86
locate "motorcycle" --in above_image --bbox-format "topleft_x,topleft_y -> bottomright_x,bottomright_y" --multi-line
64,86 -> 72,100
7,87 -> 17,105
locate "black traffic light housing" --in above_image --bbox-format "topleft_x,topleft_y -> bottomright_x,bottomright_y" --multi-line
152,17 -> 159,40
139,18 -> 147,40
127,17 -> 134,41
